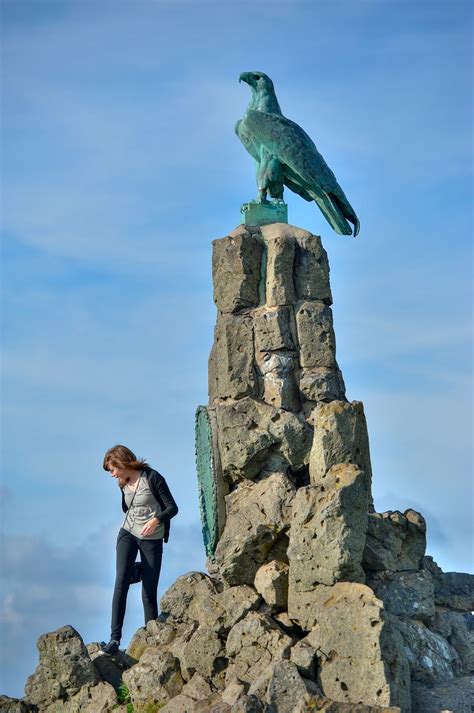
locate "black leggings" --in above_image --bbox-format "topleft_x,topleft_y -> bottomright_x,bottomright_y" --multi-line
111,528 -> 163,642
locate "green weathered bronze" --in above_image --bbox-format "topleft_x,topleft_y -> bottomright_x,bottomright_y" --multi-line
195,405 -> 227,557
241,198 -> 288,227
236,71 -> 360,236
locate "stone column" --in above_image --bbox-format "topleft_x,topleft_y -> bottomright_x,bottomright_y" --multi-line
196,222 -> 373,580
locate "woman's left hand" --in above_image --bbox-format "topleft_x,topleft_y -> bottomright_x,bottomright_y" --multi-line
141,516 -> 160,537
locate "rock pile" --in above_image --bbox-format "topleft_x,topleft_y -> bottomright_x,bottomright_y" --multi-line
5,223 -> 473,713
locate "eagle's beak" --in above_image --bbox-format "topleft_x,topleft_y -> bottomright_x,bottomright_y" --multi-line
239,72 -> 252,85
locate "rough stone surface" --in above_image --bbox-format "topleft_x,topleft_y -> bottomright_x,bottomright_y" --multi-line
254,560 -> 289,610
213,232 -> 263,313
222,679 -> 247,706
299,367 -> 346,403
295,301 -> 337,369
126,619 -> 179,661
288,464 -> 368,589
310,400 -> 373,495
215,398 -> 280,482
181,671 -> 213,700
160,571 -> 219,623
214,473 -> 295,586
257,350 -> 300,411
294,233 -> 332,304
42,681 -> 117,713
179,624 -> 227,680
225,611 -> 293,686
367,569 -> 435,623
160,693 -> 196,712
88,642 -> 133,690
230,694 -> 266,712
289,639 -> 318,679
24,626 -> 98,710
411,676 -> 474,713
264,234 -> 296,306
266,660 -> 321,712
288,583 -> 410,711
430,608 -> 474,675
293,696 -> 402,712
422,556 -> 474,612
267,409 -> 313,469
364,510 -> 426,572
254,306 -> 296,353
214,313 -> 257,399
122,648 -> 184,709
0,698 -> 35,713
396,618 -> 460,685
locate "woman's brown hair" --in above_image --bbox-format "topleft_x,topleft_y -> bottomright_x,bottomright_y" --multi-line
103,445 -> 149,487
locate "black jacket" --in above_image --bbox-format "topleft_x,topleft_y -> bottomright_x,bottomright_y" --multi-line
121,467 -> 178,543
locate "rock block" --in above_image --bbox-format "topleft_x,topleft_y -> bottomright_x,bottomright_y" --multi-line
288,464 -> 368,589
258,351 -> 300,411
395,618 -> 460,685
299,367 -> 346,404
180,625 -> 227,680
0,697 -> 35,713
264,233 -> 296,306
214,473 -> 295,586
216,398 -> 279,482
295,301 -> 337,369
123,648 -> 184,709
42,681 -> 117,713
288,583 -> 411,711
212,232 -> 263,313
363,510 -> 426,572
310,400 -> 373,495
266,660 -> 320,712
430,608 -> 474,675
214,313 -> 257,399
289,639 -> 318,679
367,570 -> 435,623
422,556 -> 474,612
254,306 -> 296,353
294,233 -> 332,304
254,560 -> 289,610
225,611 -> 293,686
24,626 -> 98,710
293,696 -> 402,712
411,675 -> 474,713
126,619 -> 178,661
214,585 -> 262,631
160,571 -> 219,624
216,397 -> 311,483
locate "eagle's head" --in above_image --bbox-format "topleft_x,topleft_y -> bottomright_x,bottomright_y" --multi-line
239,71 -> 281,114
239,71 -> 275,94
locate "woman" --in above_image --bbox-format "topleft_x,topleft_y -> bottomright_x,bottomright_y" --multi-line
101,444 -> 178,655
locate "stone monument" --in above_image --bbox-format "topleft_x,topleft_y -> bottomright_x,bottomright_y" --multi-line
4,73 -> 472,713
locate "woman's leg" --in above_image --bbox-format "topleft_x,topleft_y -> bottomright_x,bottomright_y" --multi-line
111,529 -> 138,642
138,538 -> 163,625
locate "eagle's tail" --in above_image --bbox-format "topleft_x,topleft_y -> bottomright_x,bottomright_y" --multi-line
309,189 -> 358,236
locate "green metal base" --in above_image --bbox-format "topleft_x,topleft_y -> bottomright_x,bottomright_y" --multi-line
195,405 -> 227,557
240,200 -> 288,227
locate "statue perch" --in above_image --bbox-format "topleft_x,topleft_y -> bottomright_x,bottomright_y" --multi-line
236,71 -> 360,236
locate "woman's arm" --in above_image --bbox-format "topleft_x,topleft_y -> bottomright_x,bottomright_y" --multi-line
149,470 -> 178,523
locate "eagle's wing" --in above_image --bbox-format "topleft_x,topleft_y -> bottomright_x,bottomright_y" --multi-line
245,110 -> 359,236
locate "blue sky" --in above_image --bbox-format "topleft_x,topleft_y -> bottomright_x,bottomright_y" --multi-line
1,0 -> 472,699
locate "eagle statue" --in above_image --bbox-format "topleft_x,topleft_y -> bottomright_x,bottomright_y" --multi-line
236,71 -> 360,236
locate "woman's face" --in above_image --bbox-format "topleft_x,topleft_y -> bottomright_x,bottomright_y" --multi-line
107,463 -> 128,480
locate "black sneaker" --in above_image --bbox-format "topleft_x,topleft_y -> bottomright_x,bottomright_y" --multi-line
100,639 -> 120,655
